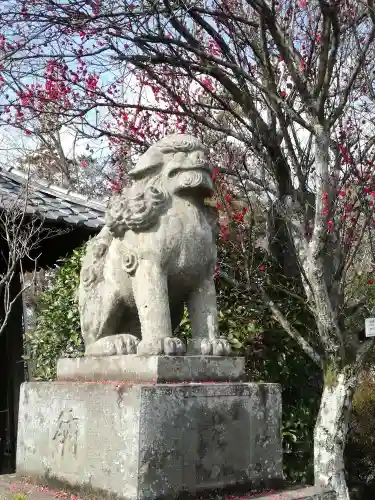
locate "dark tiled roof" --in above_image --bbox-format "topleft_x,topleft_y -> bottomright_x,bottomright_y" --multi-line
0,167 -> 105,231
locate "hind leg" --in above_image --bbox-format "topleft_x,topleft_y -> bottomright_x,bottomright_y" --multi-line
79,283 -> 140,356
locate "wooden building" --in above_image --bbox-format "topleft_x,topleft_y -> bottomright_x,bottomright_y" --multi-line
0,166 -> 105,473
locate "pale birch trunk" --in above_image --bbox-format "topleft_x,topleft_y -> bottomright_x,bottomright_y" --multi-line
314,372 -> 355,500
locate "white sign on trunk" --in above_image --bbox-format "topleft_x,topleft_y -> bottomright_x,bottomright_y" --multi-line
365,318 -> 375,337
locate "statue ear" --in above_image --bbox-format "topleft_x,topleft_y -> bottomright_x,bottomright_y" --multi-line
128,147 -> 164,179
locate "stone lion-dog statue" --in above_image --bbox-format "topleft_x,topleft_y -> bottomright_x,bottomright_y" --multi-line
78,134 -> 231,357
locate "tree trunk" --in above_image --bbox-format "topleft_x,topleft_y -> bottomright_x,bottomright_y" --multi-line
314,371 -> 355,500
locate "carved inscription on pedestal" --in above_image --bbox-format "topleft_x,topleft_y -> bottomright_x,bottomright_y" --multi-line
50,406 -> 84,476
52,409 -> 79,457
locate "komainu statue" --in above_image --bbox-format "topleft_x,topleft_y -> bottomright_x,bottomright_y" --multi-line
78,134 -> 231,356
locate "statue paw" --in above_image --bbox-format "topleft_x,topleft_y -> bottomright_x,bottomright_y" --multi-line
187,337 -> 231,356
137,337 -> 186,356
85,334 -> 140,356
163,337 -> 186,355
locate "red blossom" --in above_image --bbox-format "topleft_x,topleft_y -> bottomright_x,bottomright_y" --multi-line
86,74 -> 99,92
212,167 -> 220,181
339,145 -> 353,164
220,224 -> 229,241
233,212 -> 244,223
201,77 -> 214,91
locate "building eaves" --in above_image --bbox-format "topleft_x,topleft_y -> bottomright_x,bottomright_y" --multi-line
0,166 -> 106,231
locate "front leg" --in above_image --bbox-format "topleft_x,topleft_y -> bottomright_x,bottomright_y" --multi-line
186,276 -> 231,356
133,261 -> 185,356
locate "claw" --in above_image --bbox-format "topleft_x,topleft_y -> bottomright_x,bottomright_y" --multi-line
85,334 -> 139,356
187,337 -> 231,356
137,337 -> 186,356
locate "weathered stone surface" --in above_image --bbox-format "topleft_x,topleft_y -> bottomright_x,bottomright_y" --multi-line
17,381 -> 282,500
78,134 -> 231,357
56,355 -> 245,382
250,486 -> 336,499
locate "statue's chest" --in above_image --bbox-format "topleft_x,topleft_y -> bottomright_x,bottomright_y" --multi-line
164,203 -> 216,275
112,200 -> 216,280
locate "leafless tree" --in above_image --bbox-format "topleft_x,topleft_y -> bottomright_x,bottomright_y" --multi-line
0,177 -> 62,337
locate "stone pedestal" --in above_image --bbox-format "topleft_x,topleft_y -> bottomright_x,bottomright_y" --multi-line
56,354 -> 245,383
16,356 -> 282,500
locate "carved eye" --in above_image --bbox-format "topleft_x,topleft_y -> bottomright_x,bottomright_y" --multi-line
147,186 -> 166,205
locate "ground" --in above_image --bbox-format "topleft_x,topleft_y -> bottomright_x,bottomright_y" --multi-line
0,475 -> 336,500
0,475 -> 82,500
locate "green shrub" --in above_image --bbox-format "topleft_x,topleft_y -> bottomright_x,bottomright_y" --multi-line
12,494 -> 27,500
25,245 -> 85,381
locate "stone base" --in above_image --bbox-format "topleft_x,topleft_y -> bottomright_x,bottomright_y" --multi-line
0,476 -> 337,500
56,355 -> 245,383
16,381 -> 282,500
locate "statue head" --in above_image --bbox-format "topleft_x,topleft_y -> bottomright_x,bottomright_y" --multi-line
105,134 -> 215,237
128,134 -> 214,197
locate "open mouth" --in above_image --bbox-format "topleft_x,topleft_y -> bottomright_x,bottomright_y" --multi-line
168,165 -> 211,178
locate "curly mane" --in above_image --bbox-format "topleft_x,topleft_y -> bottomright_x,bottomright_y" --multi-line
105,176 -> 169,237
